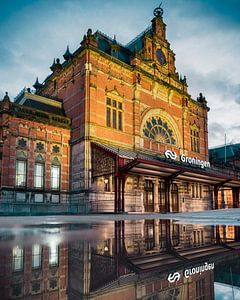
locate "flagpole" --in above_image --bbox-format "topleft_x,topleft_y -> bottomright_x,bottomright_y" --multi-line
224,133 -> 227,163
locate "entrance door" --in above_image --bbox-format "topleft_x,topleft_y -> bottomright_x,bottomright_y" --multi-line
144,180 -> 154,212
171,183 -> 179,212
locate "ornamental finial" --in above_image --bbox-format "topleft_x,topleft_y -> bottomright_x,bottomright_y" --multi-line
153,3 -> 163,17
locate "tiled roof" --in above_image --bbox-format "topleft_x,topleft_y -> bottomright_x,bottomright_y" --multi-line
23,98 -> 65,117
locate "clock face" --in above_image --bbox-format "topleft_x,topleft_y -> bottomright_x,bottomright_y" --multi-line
156,48 -> 166,65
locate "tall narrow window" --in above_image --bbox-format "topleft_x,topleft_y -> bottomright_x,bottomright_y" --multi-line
16,160 -> 26,187
190,124 -> 200,153
49,244 -> 58,267
196,278 -> 205,300
12,246 -> 24,272
106,107 -> 111,127
159,181 -> 166,213
32,244 -> 41,269
118,111 -> 122,130
51,165 -> 60,189
106,97 -> 123,130
112,109 -> 117,129
34,163 -> 44,188
144,180 -> 154,212
144,220 -> 155,251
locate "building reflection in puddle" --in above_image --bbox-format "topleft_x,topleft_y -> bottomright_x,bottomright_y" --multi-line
0,221 -> 240,299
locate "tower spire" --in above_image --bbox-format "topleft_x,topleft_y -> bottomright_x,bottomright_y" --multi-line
153,3 -> 164,18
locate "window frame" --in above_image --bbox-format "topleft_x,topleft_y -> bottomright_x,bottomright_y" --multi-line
51,164 -> 61,190
32,244 -> 42,269
12,246 -> 24,272
49,244 -> 59,267
34,162 -> 45,189
15,159 -> 27,187
190,125 -> 200,153
106,97 -> 123,131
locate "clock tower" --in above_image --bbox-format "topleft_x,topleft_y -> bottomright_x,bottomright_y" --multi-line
150,4 -> 177,74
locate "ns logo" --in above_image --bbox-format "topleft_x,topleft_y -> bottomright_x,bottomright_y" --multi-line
167,272 -> 181,283
164,150 -> 177,160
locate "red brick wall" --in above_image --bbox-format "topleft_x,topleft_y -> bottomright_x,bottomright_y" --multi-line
0,113 -> 70,191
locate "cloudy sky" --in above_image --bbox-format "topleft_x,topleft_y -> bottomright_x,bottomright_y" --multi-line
0,0 -> 240,147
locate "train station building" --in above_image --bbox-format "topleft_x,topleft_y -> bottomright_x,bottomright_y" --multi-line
0,6 -> 240,214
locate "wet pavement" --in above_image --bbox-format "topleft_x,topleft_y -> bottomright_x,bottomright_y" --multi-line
0,210 -> 240,299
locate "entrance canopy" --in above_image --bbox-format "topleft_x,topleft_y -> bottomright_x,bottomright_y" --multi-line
92,143 -> 240,188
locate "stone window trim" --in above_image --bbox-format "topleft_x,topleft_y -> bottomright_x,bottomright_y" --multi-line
35,153 -> 45,163
31,281 -> 41,295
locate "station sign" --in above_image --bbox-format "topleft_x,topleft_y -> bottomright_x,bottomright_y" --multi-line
164,150 -> 210,169
167,262 -> 215,283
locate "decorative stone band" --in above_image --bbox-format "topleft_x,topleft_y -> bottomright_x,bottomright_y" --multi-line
180,154 -> 211,169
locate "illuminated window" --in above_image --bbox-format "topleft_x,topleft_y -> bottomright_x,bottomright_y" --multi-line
144,220 -> 155,251
192,183 -> 202,198
12,246 -> 24,272
16,160 -> 26,187
106,97 -> 123,130
49,244 -> 58,267
34,163 -> 44,188
51,158 -> 60,190
32,244 -> 41,269
143,116 -> 176,145
190,124 -> 200,153
144,180 -> 154,212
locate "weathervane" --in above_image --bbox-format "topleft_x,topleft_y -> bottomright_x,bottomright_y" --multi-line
153,3 -> 164,17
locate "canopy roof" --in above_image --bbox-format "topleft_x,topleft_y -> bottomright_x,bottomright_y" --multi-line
93,143 -> 240,188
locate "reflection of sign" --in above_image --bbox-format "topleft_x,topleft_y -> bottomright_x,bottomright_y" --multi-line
164,150 -> 177,160
184,262 -> 214,278
164,150 -> 210,169
167,262 -> 214,283
167,272 -> 180,283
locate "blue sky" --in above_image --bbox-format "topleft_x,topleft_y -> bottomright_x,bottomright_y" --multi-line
0,0 -> 240,147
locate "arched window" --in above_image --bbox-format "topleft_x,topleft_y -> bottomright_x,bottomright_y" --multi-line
34,154 -> 45,189
143,116 -> 176,145
51,157 -> 61,190
16,151 -> 27,187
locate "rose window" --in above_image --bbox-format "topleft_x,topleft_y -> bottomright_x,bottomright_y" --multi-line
143,116 -> 176,145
